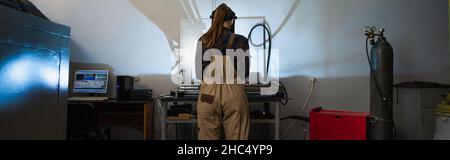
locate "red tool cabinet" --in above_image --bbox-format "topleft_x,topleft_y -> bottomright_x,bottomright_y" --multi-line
309,107 -> 369,140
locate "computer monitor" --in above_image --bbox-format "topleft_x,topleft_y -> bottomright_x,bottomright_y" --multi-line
73,70 -> 109,94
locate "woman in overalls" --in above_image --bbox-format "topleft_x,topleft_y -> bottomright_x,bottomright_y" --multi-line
195,3 -> 250,140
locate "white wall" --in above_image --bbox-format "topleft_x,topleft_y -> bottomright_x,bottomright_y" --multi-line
31,0 -> 449,140
31,0 -> 177,96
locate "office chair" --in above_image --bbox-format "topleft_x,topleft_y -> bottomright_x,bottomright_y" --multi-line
67,103 -> 111,140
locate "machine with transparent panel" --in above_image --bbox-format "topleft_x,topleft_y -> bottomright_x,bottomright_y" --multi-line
162,16 -> 285,140
177,17 -> 267,85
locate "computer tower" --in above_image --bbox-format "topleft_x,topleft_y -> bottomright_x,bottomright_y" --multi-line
116,76 -> 134,101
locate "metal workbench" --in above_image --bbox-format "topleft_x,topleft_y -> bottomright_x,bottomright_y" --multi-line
157,96 -> 285,140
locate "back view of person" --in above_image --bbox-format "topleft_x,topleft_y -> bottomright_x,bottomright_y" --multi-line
195,3 -> 251,140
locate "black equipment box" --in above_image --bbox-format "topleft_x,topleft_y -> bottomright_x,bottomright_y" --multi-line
116,76 -> 135,101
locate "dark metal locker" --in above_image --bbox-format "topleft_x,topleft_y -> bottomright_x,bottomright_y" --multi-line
0,5 -> 70,139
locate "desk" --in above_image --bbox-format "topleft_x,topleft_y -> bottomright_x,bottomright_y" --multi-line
157,96 -> 284,140
68,100 -> 154,140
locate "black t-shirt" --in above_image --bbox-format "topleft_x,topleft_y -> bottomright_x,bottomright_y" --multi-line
196,30 -> 250,82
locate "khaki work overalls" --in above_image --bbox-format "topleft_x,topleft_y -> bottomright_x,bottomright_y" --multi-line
197,34 -> 250,140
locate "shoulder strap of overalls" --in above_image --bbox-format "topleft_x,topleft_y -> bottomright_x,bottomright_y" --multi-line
227,34 -> 236,49
224,34 -> 237,83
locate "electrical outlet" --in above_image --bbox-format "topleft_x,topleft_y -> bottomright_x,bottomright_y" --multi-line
310,77 -> 316,84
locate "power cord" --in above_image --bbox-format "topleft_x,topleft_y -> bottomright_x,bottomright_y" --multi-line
249,23 -> 290,106
248,23 -> 272,77
282,80 -> 315,138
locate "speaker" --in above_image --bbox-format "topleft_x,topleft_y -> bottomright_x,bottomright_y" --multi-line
116,76 -> 134,101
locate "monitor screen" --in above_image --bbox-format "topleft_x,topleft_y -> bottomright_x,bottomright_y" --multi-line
73,70 -> 109,94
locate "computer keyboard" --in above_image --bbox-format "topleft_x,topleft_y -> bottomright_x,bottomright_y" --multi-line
68,97 -> 109,101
